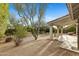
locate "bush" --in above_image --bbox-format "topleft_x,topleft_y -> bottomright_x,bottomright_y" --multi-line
5,36 -> 13,43
15,24 -> 27,38
5,24 -> 27,46
5,29 -> 16,36
26,26 -> 32,32
14,24 -> 27,46
66,26 -> 76,33
0,4 -> 9,38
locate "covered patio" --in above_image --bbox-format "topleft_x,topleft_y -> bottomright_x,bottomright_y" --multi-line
48,4 -> 79,53
48,14 -> 79,52
48,15 -> 76,39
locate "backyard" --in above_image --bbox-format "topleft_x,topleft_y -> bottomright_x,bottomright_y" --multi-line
0,34 -> 79,56
0,3 -> 79,56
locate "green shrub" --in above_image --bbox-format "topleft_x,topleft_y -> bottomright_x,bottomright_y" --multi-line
5,29 -> 16,36
14,24 -> 27,38
0,4 -> 9,38
66,26 -> 76,33
13,24 -> 27,46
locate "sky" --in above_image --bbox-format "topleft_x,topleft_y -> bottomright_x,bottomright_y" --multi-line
9,3 -> 69,22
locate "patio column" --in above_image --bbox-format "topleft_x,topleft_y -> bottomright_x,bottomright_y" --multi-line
57,26 -> 60,37
61,26 -> 63,35
49,26 -> 53,40
76,22 -> 78,36
77,17 -> 79,49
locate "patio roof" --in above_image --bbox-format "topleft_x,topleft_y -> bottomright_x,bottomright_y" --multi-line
67,3 -> 79,20
48,15 -> 76,27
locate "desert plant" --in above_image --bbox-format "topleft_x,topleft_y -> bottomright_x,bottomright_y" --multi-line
14,3 -> 47,40
14,24 -> 27,46
0,4 -> 9,38
9,13 -> 27,46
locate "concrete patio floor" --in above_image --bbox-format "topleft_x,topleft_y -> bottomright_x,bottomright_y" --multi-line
0,34 -> 79,56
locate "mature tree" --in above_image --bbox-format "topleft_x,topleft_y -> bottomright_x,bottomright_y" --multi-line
0,4 -> 9,38
14,3 -> 47,40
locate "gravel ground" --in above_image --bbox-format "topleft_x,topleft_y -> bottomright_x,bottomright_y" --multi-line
0,34 -> 79,56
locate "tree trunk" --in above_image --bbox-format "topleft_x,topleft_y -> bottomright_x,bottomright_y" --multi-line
31,32 -> 38,40
15,38 -> 22,47
35,35 -> 38,40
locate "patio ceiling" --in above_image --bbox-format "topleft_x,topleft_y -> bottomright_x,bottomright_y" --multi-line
48,15 -> 76,27
67,3 -> 79,20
